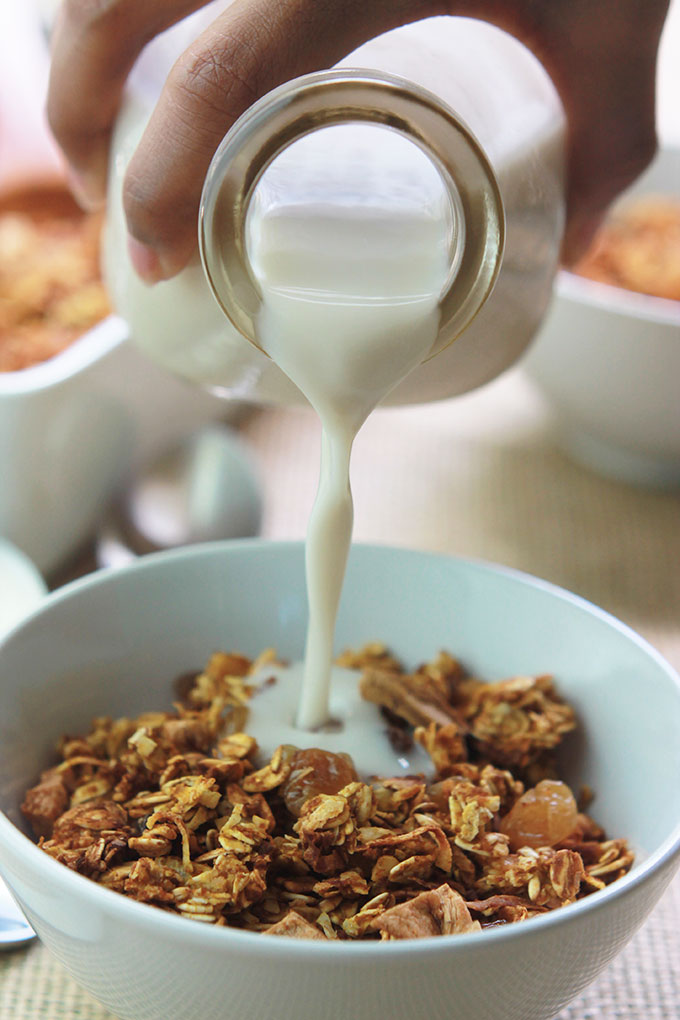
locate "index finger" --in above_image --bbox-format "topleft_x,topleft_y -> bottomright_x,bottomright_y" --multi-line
47,0 -> 209,206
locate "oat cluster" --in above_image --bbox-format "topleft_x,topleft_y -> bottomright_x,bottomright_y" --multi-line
573,194 -> 680,301
0,202 -> 109,372
22,647 -> 633,940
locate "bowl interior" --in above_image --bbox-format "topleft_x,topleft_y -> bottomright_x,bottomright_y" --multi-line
1,541 -> 679,871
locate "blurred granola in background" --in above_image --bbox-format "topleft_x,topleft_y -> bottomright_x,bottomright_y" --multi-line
0,3 -> 110,373
572,195 -> 680,301
0,187 -> 110,372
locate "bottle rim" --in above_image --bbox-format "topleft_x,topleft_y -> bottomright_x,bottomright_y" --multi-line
199,69 -> 505,360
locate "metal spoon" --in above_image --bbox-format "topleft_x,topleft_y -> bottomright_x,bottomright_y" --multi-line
0,877 -> 35,950
97,424 -> 264,567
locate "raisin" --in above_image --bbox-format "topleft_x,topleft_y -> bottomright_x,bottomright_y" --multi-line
499,779 -> 578,851
281,748 -> 358,817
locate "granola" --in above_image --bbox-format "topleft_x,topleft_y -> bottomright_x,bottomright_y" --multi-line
572,194 -> 680,302
0,189 -> 110,372
22,646 -> 633,940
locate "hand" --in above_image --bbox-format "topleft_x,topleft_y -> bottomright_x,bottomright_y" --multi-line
47,0 -> 670,280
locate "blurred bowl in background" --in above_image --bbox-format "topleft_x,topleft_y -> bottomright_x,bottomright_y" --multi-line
0,183 -> 238,576
521,148 -> 680,487
0,538 -> 46,640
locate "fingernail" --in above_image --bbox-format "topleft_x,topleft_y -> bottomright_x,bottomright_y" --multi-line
127,236 -> 164,284
66,167 -> 106,213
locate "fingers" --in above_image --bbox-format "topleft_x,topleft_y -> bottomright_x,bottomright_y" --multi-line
118,0 -> 671,280
560,75 -> 659,266
121,0 -> 444,280
512,0 -> 669,266
561,128 -> 658,267
48,0 -> 671,283
47,0 -> 210,208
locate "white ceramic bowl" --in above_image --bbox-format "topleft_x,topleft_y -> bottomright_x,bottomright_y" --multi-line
0,313 -> 232,576
0,541 -> 679,1020
522,148 -> 680,487
0,538 -> 46,638
0,538 -> 45,945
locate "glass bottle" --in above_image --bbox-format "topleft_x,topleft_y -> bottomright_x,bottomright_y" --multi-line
103,11 -> 565,405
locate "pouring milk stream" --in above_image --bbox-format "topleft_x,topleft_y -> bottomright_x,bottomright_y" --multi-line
244,122 -> 453,751
104,15 -> 566,772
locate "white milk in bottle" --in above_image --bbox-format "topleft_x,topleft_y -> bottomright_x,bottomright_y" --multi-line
105,15 -> 565,404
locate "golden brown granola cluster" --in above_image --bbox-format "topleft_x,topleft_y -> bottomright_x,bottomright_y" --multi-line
0,188 -> 110,372
573,194 -> 680,302
22,647 -> 633,940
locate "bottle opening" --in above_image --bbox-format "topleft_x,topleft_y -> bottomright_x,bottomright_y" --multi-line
199,70 -> 504,359
245,122 -> 462,315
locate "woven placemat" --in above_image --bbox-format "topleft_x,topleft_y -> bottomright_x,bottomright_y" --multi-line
2,369 -> 678,1019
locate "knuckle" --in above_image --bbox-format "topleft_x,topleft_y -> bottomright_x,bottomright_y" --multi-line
172,42 -> 260,124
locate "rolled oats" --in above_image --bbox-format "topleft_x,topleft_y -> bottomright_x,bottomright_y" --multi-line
0,200 -> 110,372
22,645 -> 633,939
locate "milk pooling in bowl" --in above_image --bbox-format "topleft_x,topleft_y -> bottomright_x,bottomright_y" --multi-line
245,124 -> 453,736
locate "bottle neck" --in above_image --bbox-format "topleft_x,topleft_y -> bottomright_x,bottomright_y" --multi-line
199,69 -> 505,358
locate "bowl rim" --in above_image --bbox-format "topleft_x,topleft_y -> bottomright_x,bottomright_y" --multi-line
0,313 -> 128,395
1,538 -> 679,958
556,269 -> 680,327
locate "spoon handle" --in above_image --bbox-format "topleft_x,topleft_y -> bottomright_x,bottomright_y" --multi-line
0,876 -> 36,951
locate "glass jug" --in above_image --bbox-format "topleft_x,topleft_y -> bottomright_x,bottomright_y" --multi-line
103,10 -> 566,405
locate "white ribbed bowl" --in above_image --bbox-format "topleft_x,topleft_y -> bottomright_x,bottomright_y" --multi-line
0,312 -> 232,575
0,541 -> 678,1020
522,148 -> 680,487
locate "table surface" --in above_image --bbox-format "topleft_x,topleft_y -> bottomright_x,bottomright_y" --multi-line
1,367 -> 679,1019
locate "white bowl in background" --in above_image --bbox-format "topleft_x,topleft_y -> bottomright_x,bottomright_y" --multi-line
521,148 -> 680,487
0,314 -> 234,576
0,537 -> 45,947
0,538 -> 46,639
0,541 -> 678,1020
0,16 -> 242,573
